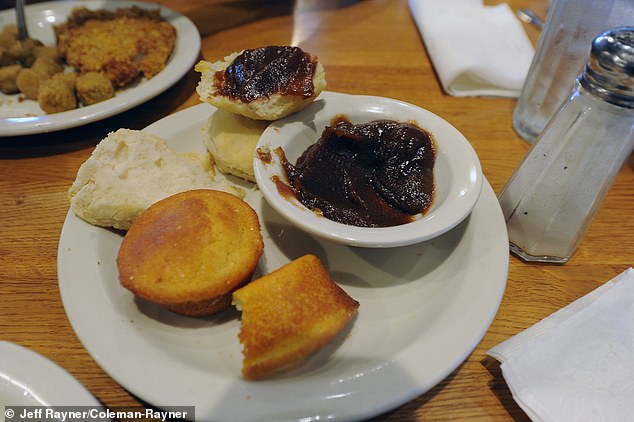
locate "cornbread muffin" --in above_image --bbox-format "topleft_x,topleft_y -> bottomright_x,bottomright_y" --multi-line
118,189 -> 264,316
205,109 -> 269,182
68,129 -> 234,230
232,254 -> 359,380
195,46 -> 326,121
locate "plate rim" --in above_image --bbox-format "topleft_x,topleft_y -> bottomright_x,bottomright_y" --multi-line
0,340 -> 101,407
0,0 -> 200,137
57,102 -> 509,421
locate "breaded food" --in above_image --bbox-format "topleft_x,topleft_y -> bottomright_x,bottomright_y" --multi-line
118,189 -> 264,316
37,72 -> 77,113
195,46 -> 326,121
0,64 -> 21,94
16,68 -> 48,99
31,56 -> 64,76
17,57 -> 64,99
76,71 -> 114,105
9,38 -> 43,67
0,24 -> 64,104
0,26 -> 17,49
232,254 -> 359,380
0,47 -> 13,66
205,109 -> 269,182
68,128 -> 235,230
33,45 -> 61,62
51,71 -> 77,89
55,6 -> 176,87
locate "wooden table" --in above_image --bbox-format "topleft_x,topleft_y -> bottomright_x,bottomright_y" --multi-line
1,0 -> 632,420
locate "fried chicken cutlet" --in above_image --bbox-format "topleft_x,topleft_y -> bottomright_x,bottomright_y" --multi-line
55,7 -> 176,87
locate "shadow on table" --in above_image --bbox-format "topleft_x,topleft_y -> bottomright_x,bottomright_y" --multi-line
365,357 -> 530,421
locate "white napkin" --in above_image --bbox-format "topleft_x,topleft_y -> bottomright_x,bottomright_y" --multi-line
409,0 -> 534,97
488,268 -> 634,422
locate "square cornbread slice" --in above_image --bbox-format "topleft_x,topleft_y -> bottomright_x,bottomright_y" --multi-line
232,254 -> 359,380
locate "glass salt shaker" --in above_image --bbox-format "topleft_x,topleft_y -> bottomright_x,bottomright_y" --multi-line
498,27 -> 634,263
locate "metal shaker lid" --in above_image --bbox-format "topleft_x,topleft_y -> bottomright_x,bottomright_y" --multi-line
580,27 -> 634,108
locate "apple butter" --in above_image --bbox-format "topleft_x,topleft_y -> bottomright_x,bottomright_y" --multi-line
281,115 -> 435,227
214,46 -> 318,103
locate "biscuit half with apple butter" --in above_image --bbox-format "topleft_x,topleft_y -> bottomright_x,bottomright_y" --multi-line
195,46 -> 326,121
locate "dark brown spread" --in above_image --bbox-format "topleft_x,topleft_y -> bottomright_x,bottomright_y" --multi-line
281,115 -> 435,227
256,147 -> 273,164
214,46 -> 317,103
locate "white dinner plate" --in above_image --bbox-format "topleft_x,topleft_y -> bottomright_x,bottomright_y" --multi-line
254,91 -> 483,247
0,341 -> 100,408
0,1 -> 200,137
57,102 -> 509,421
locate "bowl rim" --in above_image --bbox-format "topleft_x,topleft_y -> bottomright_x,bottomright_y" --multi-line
253,91 -> 483,248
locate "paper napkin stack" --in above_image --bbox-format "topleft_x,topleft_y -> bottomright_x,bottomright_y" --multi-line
409,0 -> 534,97
488,268 -> 634,421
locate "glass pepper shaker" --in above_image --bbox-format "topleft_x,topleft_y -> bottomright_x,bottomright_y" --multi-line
498,27 -> 634,263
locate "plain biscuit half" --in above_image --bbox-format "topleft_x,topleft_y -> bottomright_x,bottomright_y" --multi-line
205,109 -> 269,182
68,128 -> 233,230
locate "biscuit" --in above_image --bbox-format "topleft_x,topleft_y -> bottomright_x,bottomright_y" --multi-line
68,129 -> 234,230
232,254 -> 359,380
118,189 -> 264,316
195,46 -> 326,121
204,109 -> 269,182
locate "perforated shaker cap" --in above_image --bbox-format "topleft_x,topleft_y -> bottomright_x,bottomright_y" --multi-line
580,27 -> 634,108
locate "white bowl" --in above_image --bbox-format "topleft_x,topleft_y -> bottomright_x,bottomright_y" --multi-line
253,91 -> 483,248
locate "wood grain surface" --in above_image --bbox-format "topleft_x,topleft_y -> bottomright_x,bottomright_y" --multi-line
1,0 -> 632,421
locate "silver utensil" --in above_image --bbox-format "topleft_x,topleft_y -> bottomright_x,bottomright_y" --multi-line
15,0 -> 28,40
517,8 -> 543,30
